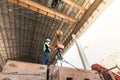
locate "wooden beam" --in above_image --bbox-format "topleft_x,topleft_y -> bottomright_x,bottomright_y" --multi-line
63,0 -> 103,53
62,0 -> 85,11
8,0 -> 77,25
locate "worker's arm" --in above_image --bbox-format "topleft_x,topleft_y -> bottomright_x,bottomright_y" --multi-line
54,43 -> 64,50
49,46 -> 57,50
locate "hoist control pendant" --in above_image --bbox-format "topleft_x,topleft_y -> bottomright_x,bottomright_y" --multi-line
55,43 -> 64,50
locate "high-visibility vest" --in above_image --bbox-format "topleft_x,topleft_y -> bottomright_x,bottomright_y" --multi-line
43,42 -> 51,52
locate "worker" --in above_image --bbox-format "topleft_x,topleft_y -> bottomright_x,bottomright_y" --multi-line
40,39 -> 54,66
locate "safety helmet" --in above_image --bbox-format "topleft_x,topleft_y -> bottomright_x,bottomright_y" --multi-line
46,38 -> 50,42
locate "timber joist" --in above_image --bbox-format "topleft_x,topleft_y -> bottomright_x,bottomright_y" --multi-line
62,0 -> 86,11
8,0 -> 79,25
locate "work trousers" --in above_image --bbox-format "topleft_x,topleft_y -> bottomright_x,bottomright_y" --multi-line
40,52 -> 50,66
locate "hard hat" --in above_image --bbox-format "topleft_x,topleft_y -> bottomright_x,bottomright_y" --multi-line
46,38 -> 50,42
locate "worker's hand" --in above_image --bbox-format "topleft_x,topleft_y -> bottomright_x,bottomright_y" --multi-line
50,46 -> 57,50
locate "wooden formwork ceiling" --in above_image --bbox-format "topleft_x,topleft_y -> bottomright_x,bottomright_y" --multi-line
0,0 -> 110,65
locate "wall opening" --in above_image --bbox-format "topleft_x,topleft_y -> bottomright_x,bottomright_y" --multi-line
66,77 -> 73,80
84,78 -> 90,80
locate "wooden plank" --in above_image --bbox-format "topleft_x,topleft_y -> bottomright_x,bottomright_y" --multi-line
62,0 -> 103,56
8,0 -> 78,25
62,0 -> 86,11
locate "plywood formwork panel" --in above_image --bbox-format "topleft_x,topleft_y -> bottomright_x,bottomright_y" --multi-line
2,60 -> 47,76
0,73 -> 46,80
49,65 -> 101,80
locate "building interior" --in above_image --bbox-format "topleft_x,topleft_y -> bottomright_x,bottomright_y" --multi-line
0,0 -> 109,68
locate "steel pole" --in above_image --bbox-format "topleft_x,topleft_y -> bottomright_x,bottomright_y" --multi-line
72,34 -> 91,70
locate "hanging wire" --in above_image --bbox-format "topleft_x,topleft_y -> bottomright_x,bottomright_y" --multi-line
0,0 -> 10,60
7,0 -> 17,59
5,0 -> 13,58
34,13 -> 44,62
29,12 -> 39,62
35,12 -> 49,63
50,18 -> 64,64
36,14 -> 57,63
